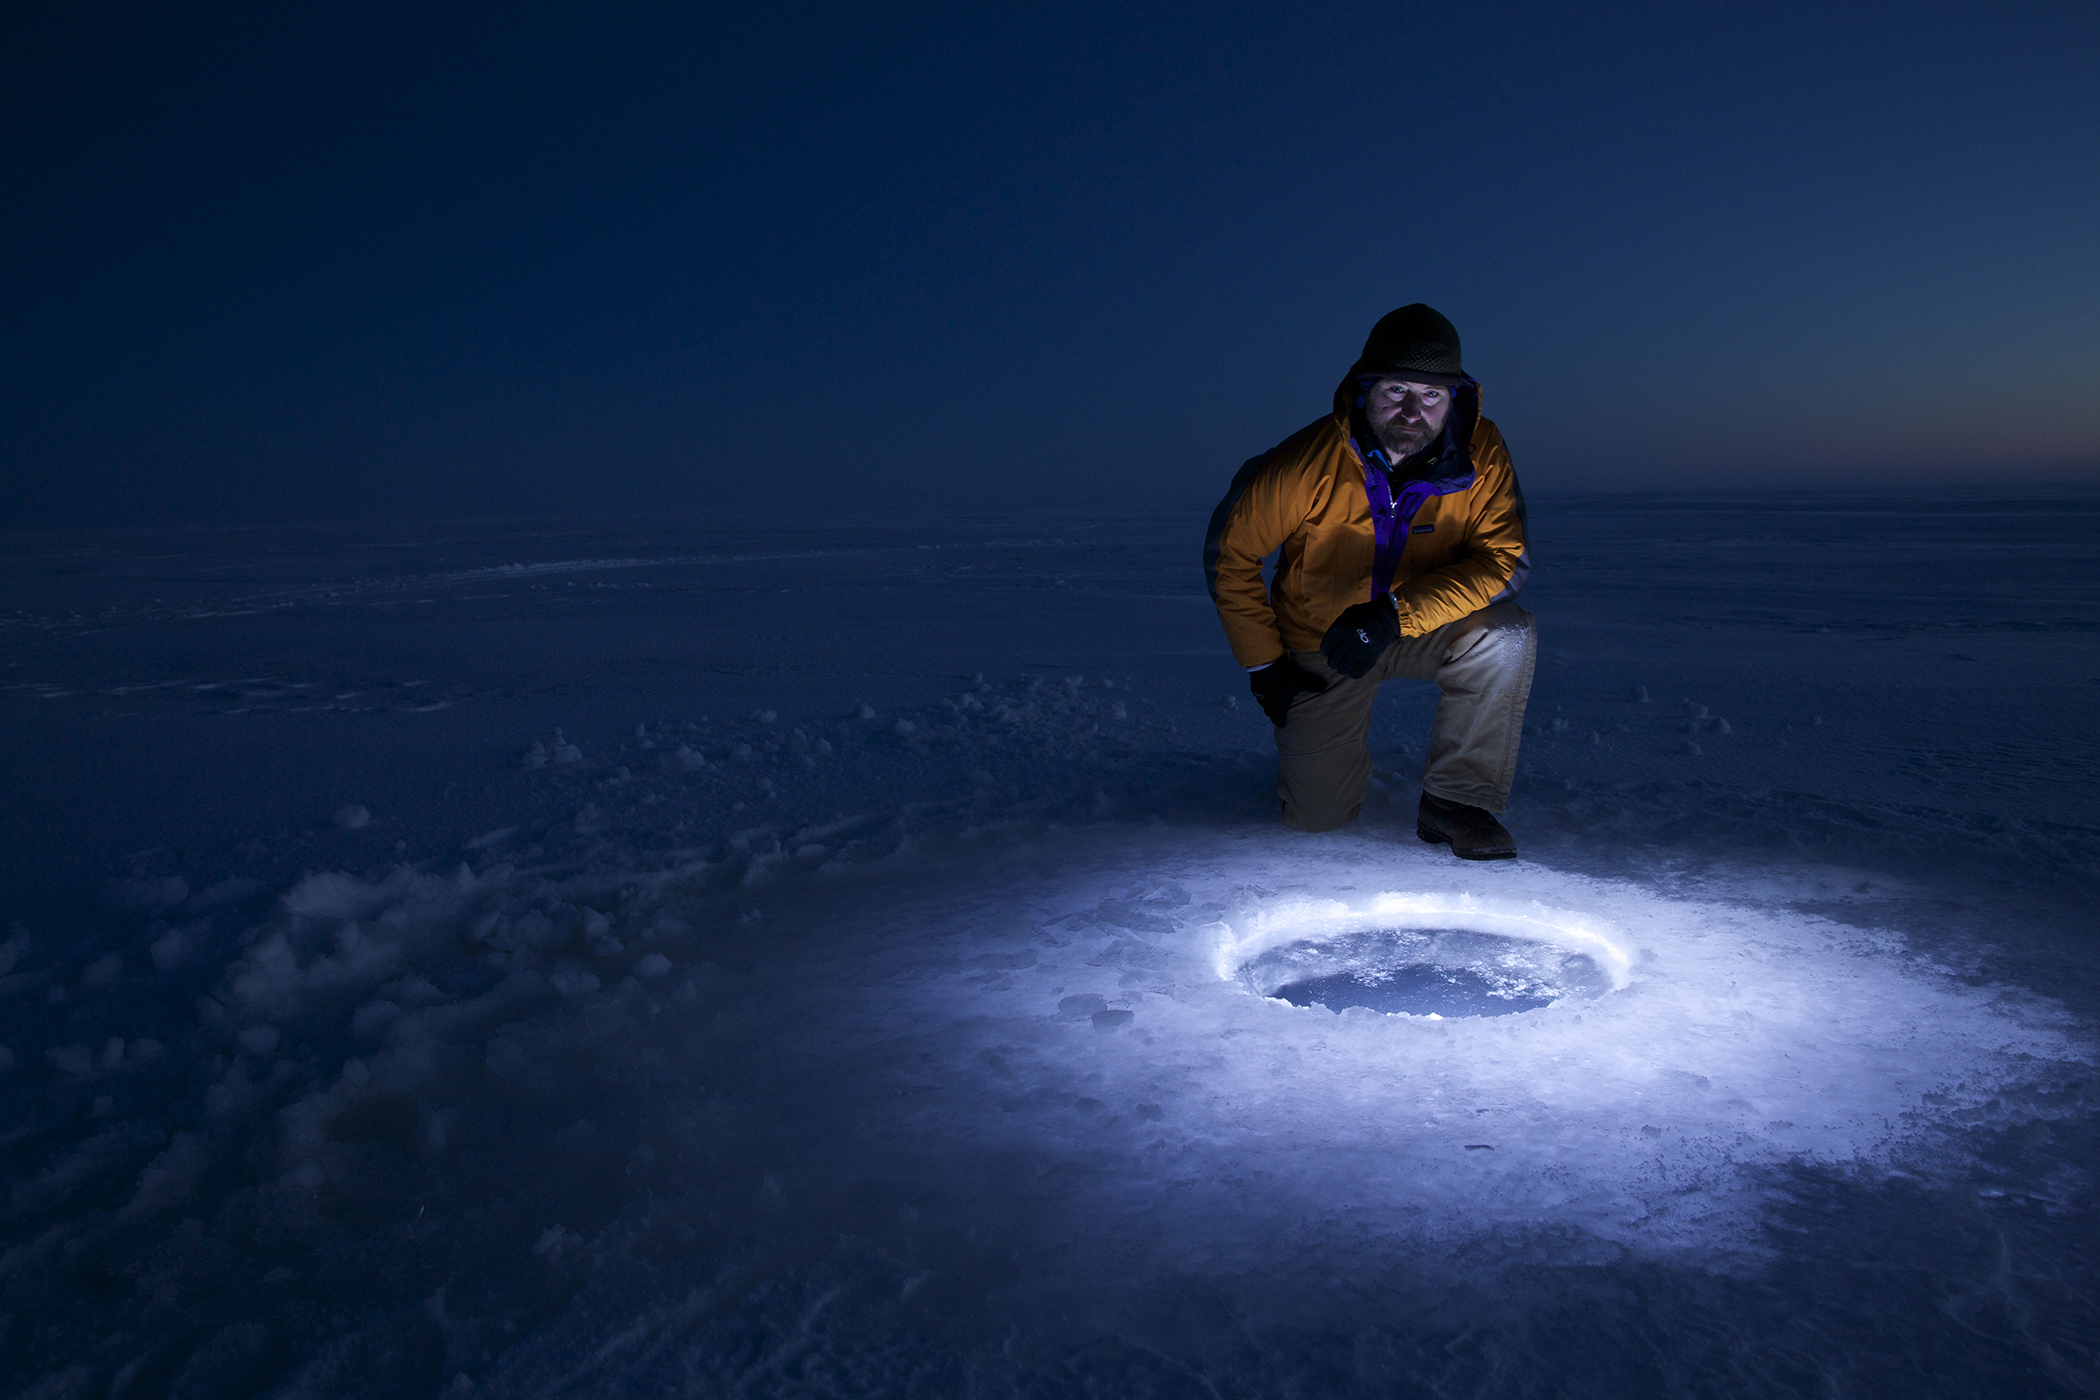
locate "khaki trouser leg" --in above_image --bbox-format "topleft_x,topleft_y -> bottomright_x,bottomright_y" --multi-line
1273,651 -> 1384,833
1274,601 -> 1537,831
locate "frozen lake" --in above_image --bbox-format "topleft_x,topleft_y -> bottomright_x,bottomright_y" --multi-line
3,489 -> 2096,1396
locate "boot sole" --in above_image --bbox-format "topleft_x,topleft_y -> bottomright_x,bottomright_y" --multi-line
1417,824 -> 1518,860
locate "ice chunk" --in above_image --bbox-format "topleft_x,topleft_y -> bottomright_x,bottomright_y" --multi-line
280,870 -> 398,922
225,920 -> 408,1020
534,1225 -> 580,1259
1058,993 -> 1107,1019
118,1131 -> 206,1221
549,967 -> 601,997
46,1044 -> 94,1077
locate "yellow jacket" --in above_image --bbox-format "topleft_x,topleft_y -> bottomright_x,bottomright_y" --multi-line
1203,376 -> 1530,667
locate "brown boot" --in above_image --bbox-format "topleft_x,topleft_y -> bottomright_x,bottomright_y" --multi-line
1417,792 -> 1518,860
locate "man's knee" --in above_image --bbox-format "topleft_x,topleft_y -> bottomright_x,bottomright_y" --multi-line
1441,602 -> 1536,672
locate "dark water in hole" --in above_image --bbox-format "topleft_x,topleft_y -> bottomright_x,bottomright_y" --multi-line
1273,964 -> 1559,1016
1245,926 -> 1610,1017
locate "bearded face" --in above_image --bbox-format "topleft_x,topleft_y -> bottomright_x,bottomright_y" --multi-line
1363,378 -> 1453,462
1374,414 -> 1439,460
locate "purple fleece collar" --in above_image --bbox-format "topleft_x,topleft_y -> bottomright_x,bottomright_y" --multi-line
1347,376 -> 1481,598
1353,438 -> 1475,597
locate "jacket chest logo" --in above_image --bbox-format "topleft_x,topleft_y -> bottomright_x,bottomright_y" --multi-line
1410,523 -> 1435,534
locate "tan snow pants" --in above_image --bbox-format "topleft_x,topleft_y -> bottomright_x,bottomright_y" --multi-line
1275,600 -> 1536,831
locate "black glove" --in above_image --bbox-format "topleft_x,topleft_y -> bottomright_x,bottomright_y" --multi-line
1248,655 -> 1328,726
1320,595 -> 1401,679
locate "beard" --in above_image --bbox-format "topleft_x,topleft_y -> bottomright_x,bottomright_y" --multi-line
1372,415 -> 1439,462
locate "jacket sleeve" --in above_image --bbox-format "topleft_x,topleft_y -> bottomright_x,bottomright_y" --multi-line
1204,445 -> 1326,668
1391,422 -> 1530,636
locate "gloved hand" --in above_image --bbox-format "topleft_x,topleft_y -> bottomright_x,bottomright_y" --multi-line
1320,595 -> 1401,679
1248,655 -> 1328,726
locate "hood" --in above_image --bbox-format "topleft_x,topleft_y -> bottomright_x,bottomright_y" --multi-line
1333,371 -> 1482,488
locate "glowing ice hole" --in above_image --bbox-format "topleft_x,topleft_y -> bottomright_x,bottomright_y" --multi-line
1217,894 -> 1634,1019
1243,927 -> 1614,1018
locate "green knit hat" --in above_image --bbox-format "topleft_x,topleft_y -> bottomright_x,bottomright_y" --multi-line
1352,303 -> 1466,384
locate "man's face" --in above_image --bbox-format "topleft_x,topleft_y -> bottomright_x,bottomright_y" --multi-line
1363,377 -> 1454,460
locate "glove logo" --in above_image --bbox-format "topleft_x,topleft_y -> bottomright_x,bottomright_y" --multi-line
1321,597 -> 1401,680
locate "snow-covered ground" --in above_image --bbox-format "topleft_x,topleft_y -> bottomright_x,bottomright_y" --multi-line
3,490 -> 2096,1397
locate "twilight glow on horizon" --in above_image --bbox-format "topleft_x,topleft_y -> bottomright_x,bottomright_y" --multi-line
5,3 -> 2096,526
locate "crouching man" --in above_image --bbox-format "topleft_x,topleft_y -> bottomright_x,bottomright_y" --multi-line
1203,303 -> 1537,859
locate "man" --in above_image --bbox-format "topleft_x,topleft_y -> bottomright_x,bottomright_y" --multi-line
1203,303 -> 1536,859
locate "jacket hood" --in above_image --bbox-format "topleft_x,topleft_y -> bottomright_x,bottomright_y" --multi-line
1333,371 -> 1482,487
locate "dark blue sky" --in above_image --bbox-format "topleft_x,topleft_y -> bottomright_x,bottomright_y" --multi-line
6,1 -> 2096,523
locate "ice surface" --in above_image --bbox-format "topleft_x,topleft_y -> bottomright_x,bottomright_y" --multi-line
2,492 -> 2098,1396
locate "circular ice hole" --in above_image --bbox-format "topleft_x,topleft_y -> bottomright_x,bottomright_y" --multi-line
1241,926 -> 1614,1018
